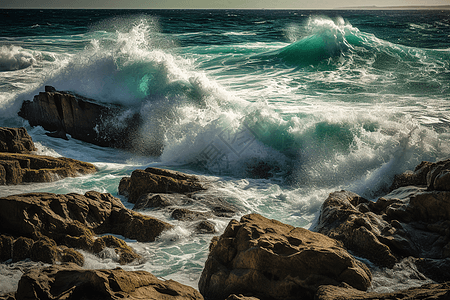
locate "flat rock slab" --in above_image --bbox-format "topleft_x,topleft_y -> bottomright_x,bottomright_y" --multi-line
199,213 -> 372,300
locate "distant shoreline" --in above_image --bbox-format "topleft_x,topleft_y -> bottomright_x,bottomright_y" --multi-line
335,5 -> 450,10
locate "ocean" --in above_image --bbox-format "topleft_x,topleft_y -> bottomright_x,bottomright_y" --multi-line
0,8 -> 449,294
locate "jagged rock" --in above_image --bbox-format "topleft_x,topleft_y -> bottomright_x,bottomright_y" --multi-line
93,235 -> 142,265
199,213 -> 372,300
0,127 -> 36,153
315,282 -> 450,300
226,295 -> 261,300
390,159 -> 450,191
14,263 -> 204,300
415,258 -> 450,283
18,87 -> 164,154
0,191 -> 173,265
0,152 -> 97,185
119,167 -> 205,203
195,220 -> 217,234
314,191 -> 400,267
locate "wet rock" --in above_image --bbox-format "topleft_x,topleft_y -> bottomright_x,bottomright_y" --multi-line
14,263 -> 204,300
415,258 -> 450,283
226,295 -> 261,300
0,191 -> 173,265
119,167 -> 206,203
199,213 -> 372,300
18,87 -> 163,154
0,152 -> 97,185
93,235 -> 142,265
171,208 -> 212,221
133,193 -> 189,210
390,159 -> 450,191
195,220 -> 217,234
315,282 -> 450,300
0,127 -> 36,153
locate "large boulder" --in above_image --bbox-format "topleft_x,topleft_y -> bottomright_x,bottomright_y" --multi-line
14,263 -> 204,300
0,127 -> 36,153
0,152 -> 97,185
199,214 -> 372,300
18,86 -> 162,155
0,191 -> 173,264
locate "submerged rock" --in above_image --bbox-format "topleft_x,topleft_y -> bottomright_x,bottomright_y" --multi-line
13,263 -> 204,300
199,213 -> 372,300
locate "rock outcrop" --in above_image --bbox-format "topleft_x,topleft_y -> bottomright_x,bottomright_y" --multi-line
18,86 -> 163,155
0,127 -> 36,153
199,213 -> 372,300
12,263 -> 204,300
314,159 -> 450,282
0,152 -> 97,185
119,167 -> 238,221
315,282 -> 450,300
0,126 -> 97,185
0,191 -> 173,265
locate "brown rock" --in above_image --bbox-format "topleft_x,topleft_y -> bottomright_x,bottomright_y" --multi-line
119,167 -> 205,203
315,282 -> 450,300
15,263 -> 204,300
0,191 -> 172,264
171,208 -> 212,221
93,235 -> 141,265
199,214 -> 372,300
0,127 -> 36,153
315,191 -> 400,267
0,152 -> 97,185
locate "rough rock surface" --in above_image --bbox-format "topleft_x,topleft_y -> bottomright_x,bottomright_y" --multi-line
0,152 -> 97,185
315,282 -> 450,300
0,126 -> 97,185
119,167 -> 238,222
314,159 -> 450,282
0,191 -> 173,265
0,127 -> 36,153
18,86 -> 163,154
13,263 -> 204,300
119,167 -> 206,203
199,213 -> 372,300
315,188 -> 450,269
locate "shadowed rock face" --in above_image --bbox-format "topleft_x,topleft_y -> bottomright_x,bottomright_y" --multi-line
199,213 -> 372,300
18,87 -> 163,155
14,263 -> 204,300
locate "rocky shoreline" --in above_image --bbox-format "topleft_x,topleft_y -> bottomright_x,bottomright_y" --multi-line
1,126 -> 449,299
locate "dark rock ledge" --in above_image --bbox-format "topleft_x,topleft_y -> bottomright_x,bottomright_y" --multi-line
18,86 -> 163,155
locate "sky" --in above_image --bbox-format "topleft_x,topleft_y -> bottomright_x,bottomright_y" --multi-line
1,0 -> 450,9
